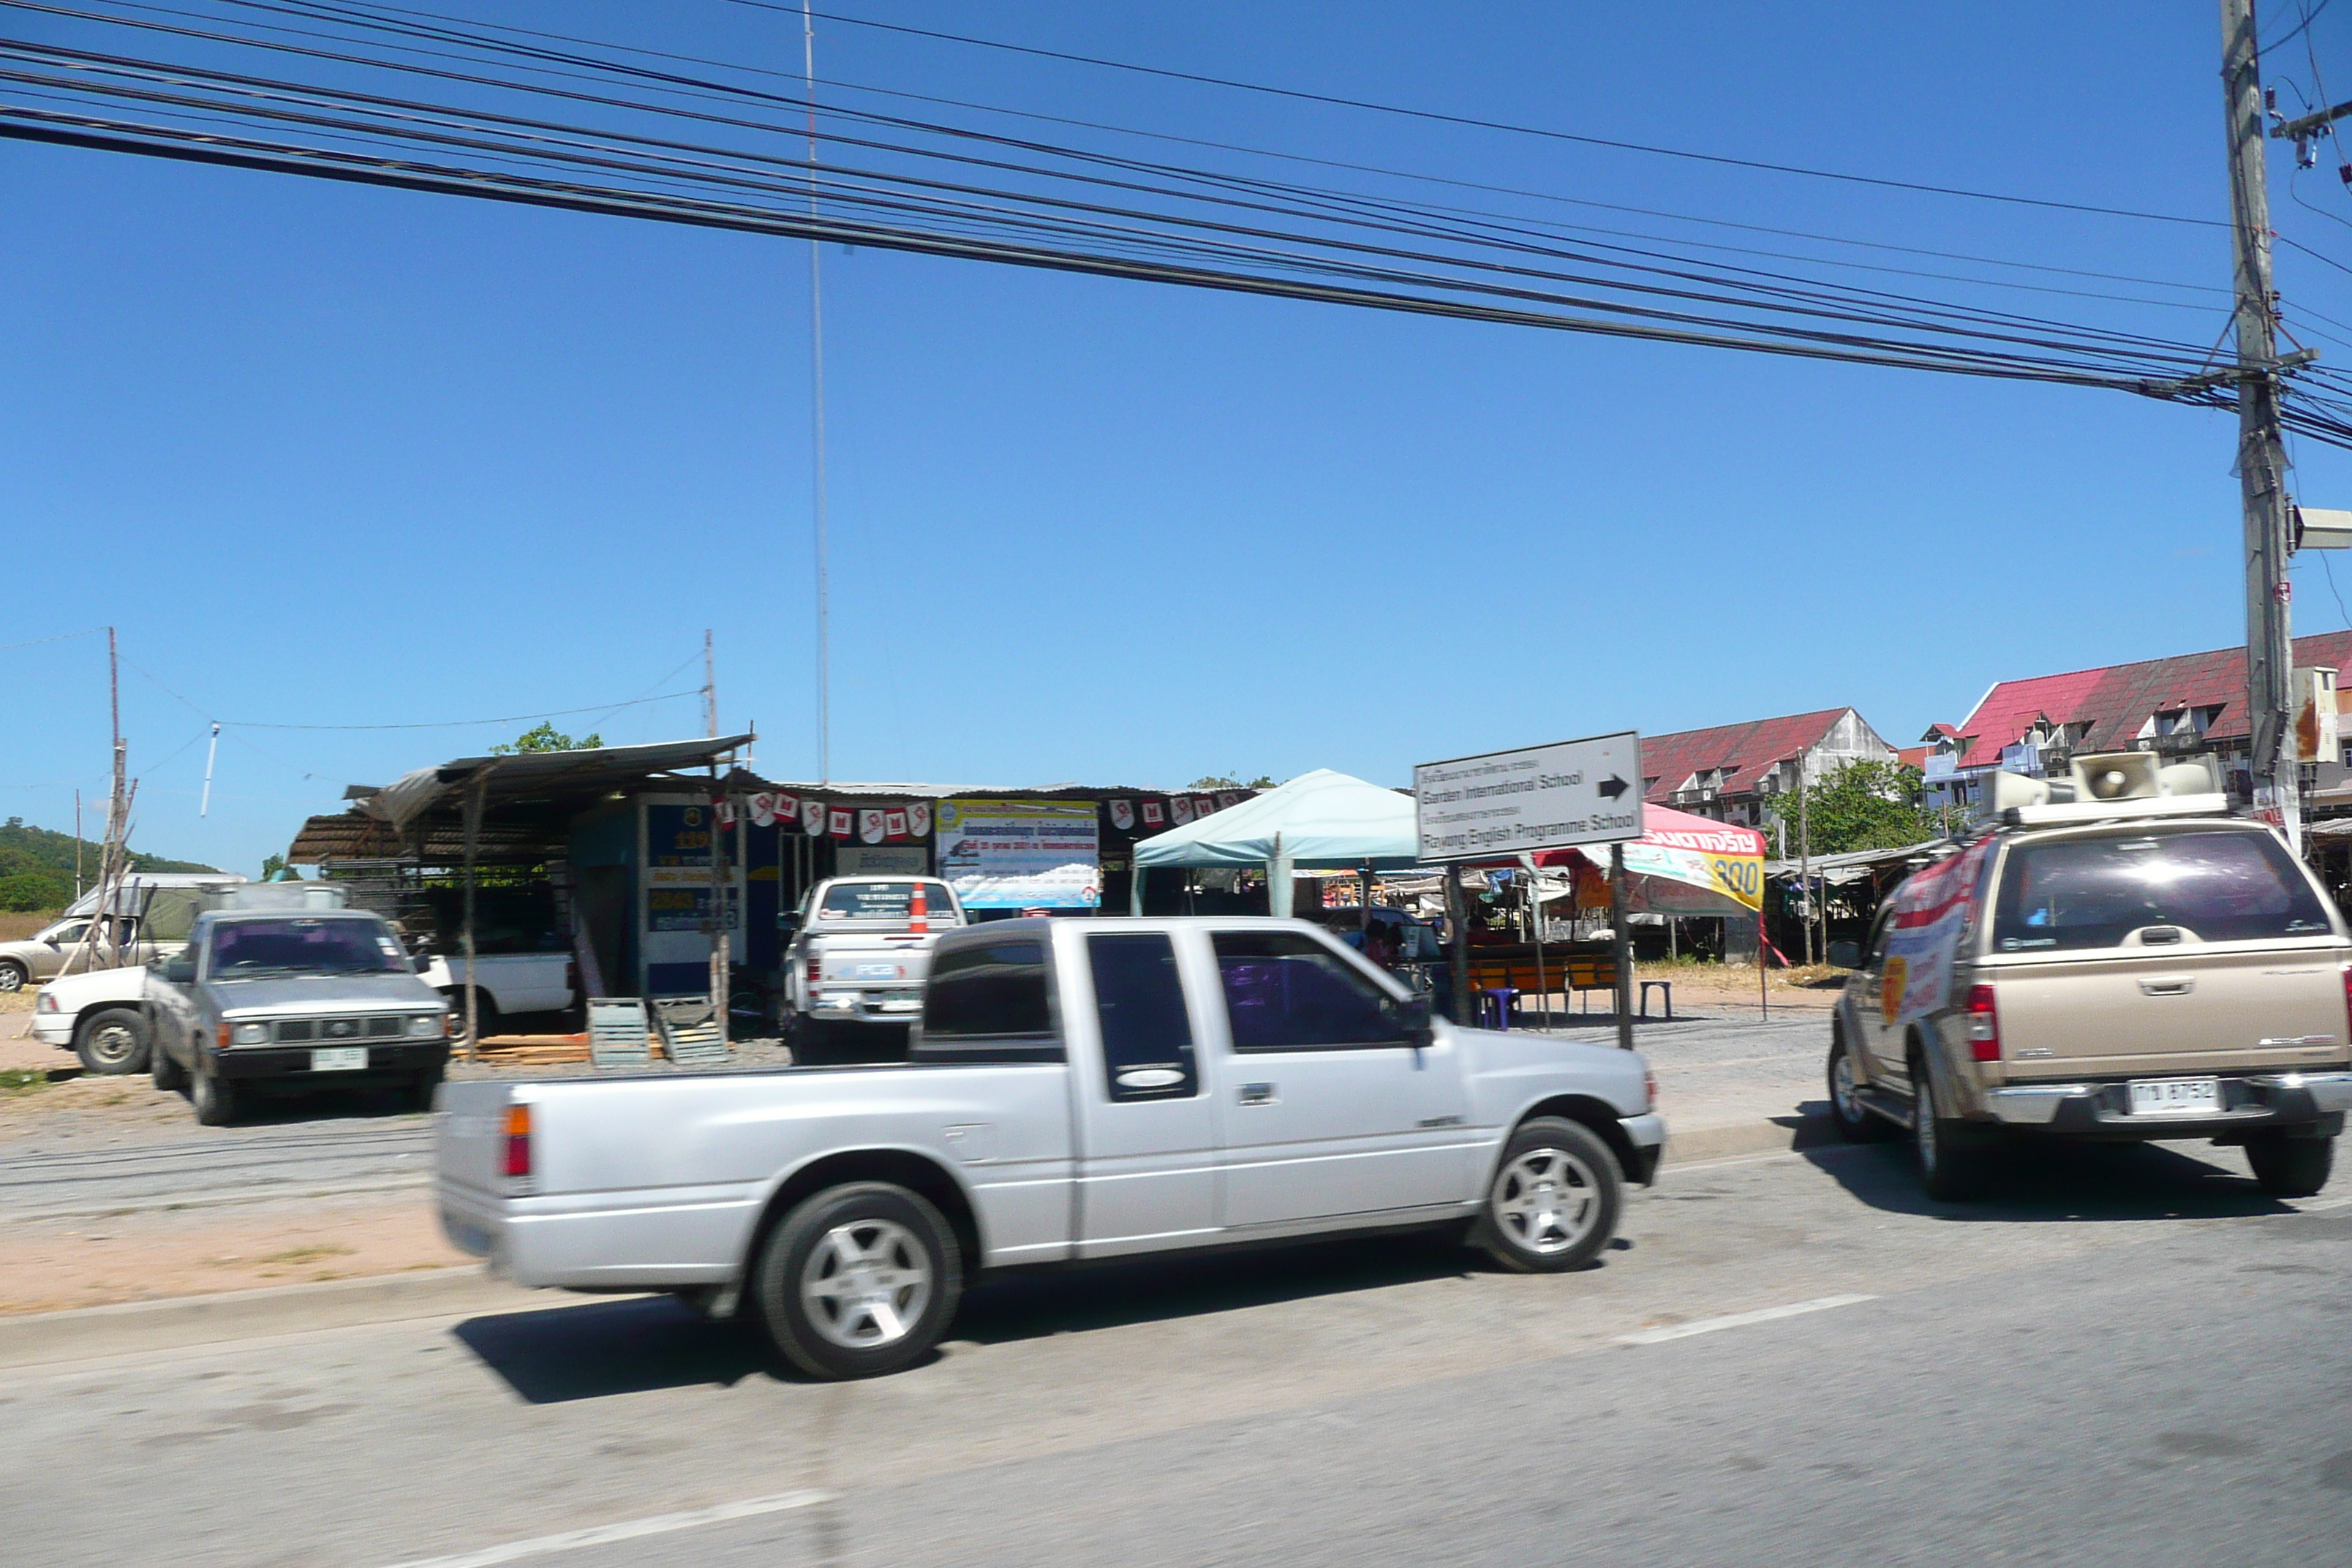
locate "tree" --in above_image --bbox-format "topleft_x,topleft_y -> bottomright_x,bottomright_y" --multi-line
260,853 -> 292,881
1189,774 -> 1278,790
1772,760 -> 1956,858
491,722 -> 603,756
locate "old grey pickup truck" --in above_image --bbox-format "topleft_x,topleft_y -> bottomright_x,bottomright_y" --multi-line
148,907 -> 453,1125
438,916 -> 1664,1379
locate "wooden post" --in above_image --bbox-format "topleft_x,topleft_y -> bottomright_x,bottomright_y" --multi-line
460,772 -> 486,1061
1444,867 -> 1471,1025
1611,842 -> 1634,1052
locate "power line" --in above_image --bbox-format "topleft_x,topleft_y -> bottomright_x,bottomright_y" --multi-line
0,626 -> 105,652
733,0 -> 2229,229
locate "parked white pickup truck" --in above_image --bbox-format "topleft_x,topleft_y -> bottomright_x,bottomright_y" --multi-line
780,876 -> 968,1063
437,916 -> 1663,1379
417,951 -> 576,1041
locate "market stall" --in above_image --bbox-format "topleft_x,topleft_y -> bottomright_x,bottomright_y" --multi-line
1129,769 -> 1417,916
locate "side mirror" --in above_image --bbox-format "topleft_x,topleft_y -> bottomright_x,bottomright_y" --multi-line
1393,992 -> 1435,1049
161,955 -> 197,984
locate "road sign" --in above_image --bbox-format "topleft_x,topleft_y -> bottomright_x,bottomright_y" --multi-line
1413,731 -> 1643,862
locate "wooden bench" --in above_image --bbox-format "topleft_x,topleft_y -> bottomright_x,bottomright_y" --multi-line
1465,955 -> 1621,1019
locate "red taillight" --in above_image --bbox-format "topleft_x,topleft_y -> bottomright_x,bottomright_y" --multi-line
807,954 -> 821,986
1966,984 -> 2001,1062
502,1104 -> 532,1178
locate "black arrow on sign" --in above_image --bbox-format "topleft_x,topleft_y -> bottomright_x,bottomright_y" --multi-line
1597,775 -> 1629,801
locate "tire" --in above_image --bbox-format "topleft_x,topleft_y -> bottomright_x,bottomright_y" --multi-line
192,1063 -> 239,1126
406,1068 -> 445,1115
786,1014 -> 833,1066
1911,1047 -> 1989,1202
750,1181 -> 962,1380
0,959 -> 26,993
1828,1028 -> 1897,1142
75,1006 -> 151,1075
2247,1132 -> 2334,1199
1470,1116 -> 1623,1273
440,990 -> 500,1046
152,1036 -> 189,1093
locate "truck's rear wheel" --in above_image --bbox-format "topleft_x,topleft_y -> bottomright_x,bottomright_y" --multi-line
2247,1131 -> 2334,1198
75,1006 -> 151,1075
1912,1047 -> 1989,1202
1469,1116 -> 1621,1273
750,1181 -> 962,1380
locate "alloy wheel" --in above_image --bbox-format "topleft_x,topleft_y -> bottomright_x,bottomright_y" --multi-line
1490,1147 -> 1600,1256
799,1218 -> 933,1350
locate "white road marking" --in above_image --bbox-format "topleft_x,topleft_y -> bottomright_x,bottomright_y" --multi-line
1616,1294 -> 1877,1346
378,1490 -> 834,1568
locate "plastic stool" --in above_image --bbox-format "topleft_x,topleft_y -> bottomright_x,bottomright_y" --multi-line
1477,987 -> 1519,1030
1638,980 -> 1674,1020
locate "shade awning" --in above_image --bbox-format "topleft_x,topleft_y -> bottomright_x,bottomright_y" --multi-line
1131,769 -> 1418,870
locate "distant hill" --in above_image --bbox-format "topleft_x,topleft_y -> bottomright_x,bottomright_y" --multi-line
0,816 -> 222,913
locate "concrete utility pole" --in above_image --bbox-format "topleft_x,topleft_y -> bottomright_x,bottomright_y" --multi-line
1796,755 -> 1814,967
2222,0 -> 2303,848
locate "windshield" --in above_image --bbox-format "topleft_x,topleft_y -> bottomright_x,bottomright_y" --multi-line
816,882 -> 954,921
206,917 -> 410,977
1991,829 -> 2334,951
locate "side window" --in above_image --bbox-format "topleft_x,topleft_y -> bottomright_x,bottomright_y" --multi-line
1211,931 -> 1408,1052
1088,932 -> 1198,1101
921,940 -> 1053,1039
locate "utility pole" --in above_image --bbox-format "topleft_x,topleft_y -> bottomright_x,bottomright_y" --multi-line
105,627 -> 127,968
703,628 -> 717,738
802,0 -> 832,786
2223,0 -> 2303,849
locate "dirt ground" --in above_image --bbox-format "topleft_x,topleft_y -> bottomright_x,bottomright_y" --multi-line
0,1192 -> 470,1317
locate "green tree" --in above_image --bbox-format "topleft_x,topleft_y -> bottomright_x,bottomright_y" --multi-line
260,853 -> 293,881
491,722 -> 603,756
1771,760 -> 1957,858
1189,774 -> 1278,790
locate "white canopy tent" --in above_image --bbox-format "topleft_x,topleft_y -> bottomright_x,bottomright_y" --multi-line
1128,769 -> 1420,916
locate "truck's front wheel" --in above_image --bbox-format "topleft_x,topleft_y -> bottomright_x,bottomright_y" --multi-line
2247,1131 -> 2334,1198
1469,1117 -> 1621,1273
751,1181 -> 962,1379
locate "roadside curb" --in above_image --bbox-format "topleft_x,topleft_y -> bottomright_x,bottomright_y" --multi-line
1663,1113 -> 1833,1166
0,1264 -> 546,1370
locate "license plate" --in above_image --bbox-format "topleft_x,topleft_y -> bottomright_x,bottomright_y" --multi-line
311,1047 -> 369,1072
2127,1076 -> 2220,1116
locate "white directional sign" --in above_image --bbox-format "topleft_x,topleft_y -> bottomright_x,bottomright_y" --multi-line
1413,731 -> 1643,862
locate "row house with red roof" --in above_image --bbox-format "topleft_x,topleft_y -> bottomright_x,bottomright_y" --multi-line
1921,630 -> 2352,813
1635,707 -> 1900,842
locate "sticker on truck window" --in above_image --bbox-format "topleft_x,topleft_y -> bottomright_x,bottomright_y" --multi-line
1880,838 -> 1991,1027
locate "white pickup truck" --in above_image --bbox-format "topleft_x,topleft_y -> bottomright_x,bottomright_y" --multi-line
437,915 -> 1664,1379
780,876 -> 968,1063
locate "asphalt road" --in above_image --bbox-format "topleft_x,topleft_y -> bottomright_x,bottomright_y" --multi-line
7,1133 -> 2350,1567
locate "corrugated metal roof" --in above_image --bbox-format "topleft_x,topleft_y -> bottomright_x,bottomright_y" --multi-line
1951,633 -> 2352,767
1637,708 -> 1855,801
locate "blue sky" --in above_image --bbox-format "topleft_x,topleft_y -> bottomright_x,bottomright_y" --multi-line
9,1 -> 2352,876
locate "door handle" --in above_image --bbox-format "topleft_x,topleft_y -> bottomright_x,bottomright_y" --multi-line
2138,977 -> 2194,996
1237,1082 -> 1276,1106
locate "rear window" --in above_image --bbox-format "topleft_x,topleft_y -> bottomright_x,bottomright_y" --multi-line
921,940 -> 1052,1039
818,882 -> 954,921
1991,829 -> 2334,951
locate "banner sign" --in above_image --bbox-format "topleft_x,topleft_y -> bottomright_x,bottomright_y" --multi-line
1141,800 -> 1164,826
935,798 -> 1101,908
1109,799 -> 1135,831
641,802 -> 744,935
1881,840 -> 1993,1027
1414,731 -> 1643,861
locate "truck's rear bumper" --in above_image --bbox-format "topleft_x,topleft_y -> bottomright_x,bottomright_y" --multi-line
1985,1071 -> 2352,1138
437,1183 -> 758,1289
1619,1112 -> 1665,1185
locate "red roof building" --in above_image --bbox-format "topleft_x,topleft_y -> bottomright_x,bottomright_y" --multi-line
1928,631 -> 2352,804
1637,707 -> 1899,829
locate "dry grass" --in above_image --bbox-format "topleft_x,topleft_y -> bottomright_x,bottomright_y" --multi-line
0,911 -> 60,942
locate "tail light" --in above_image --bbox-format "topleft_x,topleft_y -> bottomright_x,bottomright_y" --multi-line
1966,984 -> 2001,1062
807,954 -> 821,987
502,1103 -> 532,1178
2342,965 -> 2351,1041
1643,1066 -> 1659,1113
565,960 -> 579,996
